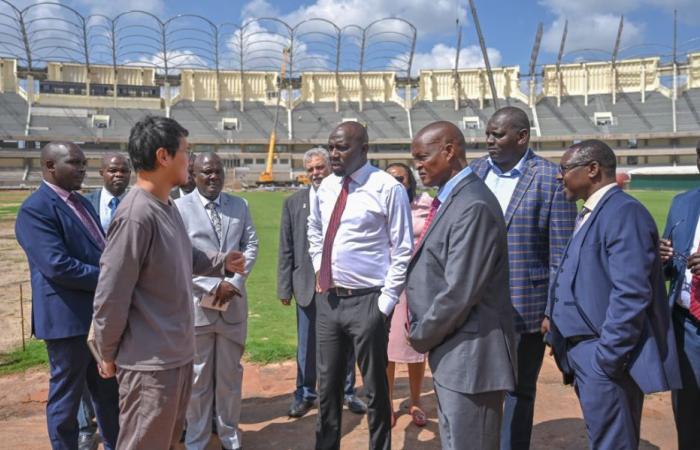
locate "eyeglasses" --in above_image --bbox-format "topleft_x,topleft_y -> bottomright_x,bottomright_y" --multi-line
393,175 -> 405,183
559,161 -> 593,175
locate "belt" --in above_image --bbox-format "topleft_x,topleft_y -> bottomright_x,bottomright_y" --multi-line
327,286 -> 382,298
566,335 -> 596,347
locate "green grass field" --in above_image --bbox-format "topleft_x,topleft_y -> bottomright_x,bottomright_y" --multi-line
0,189 -> 686,373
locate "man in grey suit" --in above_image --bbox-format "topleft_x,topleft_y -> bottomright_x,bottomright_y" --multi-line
277,148 -> 366,418
407,121 -> 517,450
176,152 -> 259,450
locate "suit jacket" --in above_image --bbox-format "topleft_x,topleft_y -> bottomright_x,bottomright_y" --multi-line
84,188 -> 101,217
548,187 -> 681,394
662,187 -> 700,305
406,172 -> 517,394
277,188 -> 316,307
15,183 -> 105,340
471,152 -> 577,333
176,191 -> 259,343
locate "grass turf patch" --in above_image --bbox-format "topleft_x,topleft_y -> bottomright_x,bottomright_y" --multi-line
0,339 -> 48,375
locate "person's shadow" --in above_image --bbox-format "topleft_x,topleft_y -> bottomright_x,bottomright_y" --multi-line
531,418 -> 660,450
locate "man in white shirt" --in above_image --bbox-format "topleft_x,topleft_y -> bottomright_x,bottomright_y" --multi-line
308,121 -> 413,450
86,153 -> 131,232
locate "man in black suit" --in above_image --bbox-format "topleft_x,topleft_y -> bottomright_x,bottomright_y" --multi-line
85,153 -> 131,232
277,147 -> 366,418
79,152 -> 130,449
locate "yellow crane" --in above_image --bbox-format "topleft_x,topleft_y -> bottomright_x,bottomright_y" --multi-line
257,48 -> 290,185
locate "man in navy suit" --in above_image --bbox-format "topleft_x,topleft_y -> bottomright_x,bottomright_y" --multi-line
659,139 -> 700,450
15,142 -> 119,450
547,139 -> 681,449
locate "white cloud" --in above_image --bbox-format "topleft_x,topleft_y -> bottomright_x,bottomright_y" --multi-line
73,0 -> 165,17
393,43 -> 502,76
542,14 -> 644,57
242,0 -> 467,37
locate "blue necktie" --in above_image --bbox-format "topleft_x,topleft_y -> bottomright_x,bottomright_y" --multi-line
107,197 -> 119,228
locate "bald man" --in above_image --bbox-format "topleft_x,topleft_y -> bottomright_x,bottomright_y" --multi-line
15,142 -> 120,450
176,152 -> 259,450
86,153 -> 131,233
406,122 -> 516,450
308,122 -> 413,450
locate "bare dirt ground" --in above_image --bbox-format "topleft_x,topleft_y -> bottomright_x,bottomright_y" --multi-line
0,217 -> 32,353
0,357 -> 677,450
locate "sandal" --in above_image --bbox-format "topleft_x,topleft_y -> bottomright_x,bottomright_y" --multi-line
410,407 -> 427,427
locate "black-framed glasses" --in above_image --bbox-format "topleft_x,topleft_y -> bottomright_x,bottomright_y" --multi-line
559,161 -> 593,175
393,175 -> 405,183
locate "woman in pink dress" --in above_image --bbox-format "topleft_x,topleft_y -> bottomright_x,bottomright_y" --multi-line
385,162 -> 432,428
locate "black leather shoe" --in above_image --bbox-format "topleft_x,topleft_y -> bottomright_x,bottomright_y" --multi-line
288,399 -> 315,418
344,395 -> 367,415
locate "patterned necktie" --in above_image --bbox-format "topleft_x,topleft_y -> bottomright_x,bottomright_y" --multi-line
416,197 -> 442,246
689,242 -> 700,321
107,197 -> 119,226
573,206 -> 591,234
318,177 -> 351,292
205,201 -> 222,243
67,192 -> 105,249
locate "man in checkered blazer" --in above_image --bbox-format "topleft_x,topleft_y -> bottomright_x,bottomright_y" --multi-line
470,106 -> 577,450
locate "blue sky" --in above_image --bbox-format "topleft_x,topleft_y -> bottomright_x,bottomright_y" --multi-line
7,0 -> 700,75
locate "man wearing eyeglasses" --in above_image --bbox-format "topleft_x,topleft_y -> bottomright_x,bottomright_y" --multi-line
470,106 -> 576,450
546,139 -> 681,449
659,140 -> 700,450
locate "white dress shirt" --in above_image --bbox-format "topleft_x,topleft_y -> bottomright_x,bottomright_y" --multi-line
308,162 -> 414,315
484,149 -> 531,214
679,214 -> 700,309
98,187 -> 126,232
196,190 -> 221,221
576,183 -> 617,231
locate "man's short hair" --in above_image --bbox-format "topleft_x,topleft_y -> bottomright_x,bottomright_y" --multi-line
303,147 -> 330,166
570,139 -> 617,177
128,116 -> 189,172
491,106 -> 531,132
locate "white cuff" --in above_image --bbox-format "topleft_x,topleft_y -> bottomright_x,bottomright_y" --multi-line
377,294 -> 396,316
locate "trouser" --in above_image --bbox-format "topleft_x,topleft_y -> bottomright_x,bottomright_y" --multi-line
671,306 -> 700,450
315,290 -> 391,450
77,382 -> 96,434
567,339 -> 644,450
44,336 -> 119,450
500,331 -> 546,450
296,298 -> 357,402
186,322 -> 245,450
434,380 -> 504,450
116,363 -> 193,450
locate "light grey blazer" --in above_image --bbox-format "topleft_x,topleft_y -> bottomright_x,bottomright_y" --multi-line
277,188 -> 316,307
176,191 -> 258,342
406,172 -> 517,395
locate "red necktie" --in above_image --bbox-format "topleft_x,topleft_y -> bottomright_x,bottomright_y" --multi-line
318,177 -> 351,292
68,192 -> 105,250
406,197 -> 442,334
416,197 -> 441,246
689,243 -> 700,321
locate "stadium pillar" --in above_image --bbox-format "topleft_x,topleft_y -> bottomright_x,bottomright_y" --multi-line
641,65 -> 646,103
584,65 -> 589,106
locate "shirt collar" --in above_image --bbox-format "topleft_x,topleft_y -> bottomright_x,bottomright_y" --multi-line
437,165 -> 473,205
43,180 -> 72,202
100,186 -> 126,202
487,148 -> 531,177
197,190 -> 221,208
342,161 -> 373,186
582,182 -> 616,213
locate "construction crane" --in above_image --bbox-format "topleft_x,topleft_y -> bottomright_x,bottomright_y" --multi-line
257,47 -> 290,185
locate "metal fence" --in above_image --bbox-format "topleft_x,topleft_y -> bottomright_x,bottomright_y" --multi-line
0,1 -> 417,78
